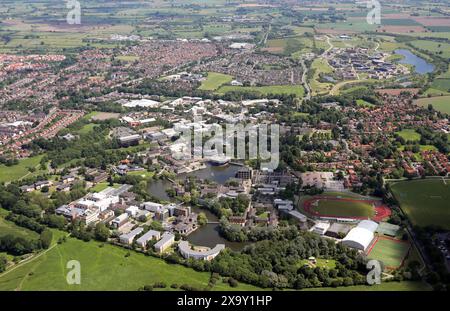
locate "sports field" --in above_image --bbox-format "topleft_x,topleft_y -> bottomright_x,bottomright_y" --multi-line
199,72 -> 233,91
0,237 -> 260,291
396,129 -> 421,141
414,96 -> 450,114
301,193 -> 391,221
390,179 -> 450,229
367,237 -> 411,268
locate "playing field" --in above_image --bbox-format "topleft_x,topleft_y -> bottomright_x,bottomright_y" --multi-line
199,72 -> 233,91
306,198 -> 374,218
368,237 -> 410,268
0,237 -> 260,291
396,129 -> 421,141
390,179 -> 450,229
302,193 -> 391,221
414,96 -> 450,114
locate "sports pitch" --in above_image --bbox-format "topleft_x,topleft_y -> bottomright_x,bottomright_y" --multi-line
302,193 -> 391,221
390,178 -> 450,229
368,237 -> 410,268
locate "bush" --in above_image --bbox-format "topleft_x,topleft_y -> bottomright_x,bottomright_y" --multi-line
228,277 -> 239,288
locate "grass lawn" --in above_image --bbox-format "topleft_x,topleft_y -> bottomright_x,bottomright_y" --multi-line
309,58 -> 333,96
90,182 -> 121,193
390,179 -> 450,229
414,96 -> 450,114
396,129 -> 421,141
0,208 -> 39,240
77,123 -> 97,135
0,155 -> 45,183
310,198 -> 374,218
368,237 -> 410,268
127,170 -> 155,179
199,72 -> 233,91
356,99 -> 376,108
303,281 -> 431,291
217,85 -> 304,97
0,237 -> 261,291
298,258 -> 336,269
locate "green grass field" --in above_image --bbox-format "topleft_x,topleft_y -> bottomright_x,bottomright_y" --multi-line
356,99 -> 376,108
415,96 -> 450,114
0,155 -> 45,183
217,85 -> 305,97
390,179 -> 450,229
303,281 -> 431,291
199,72 -> 233,91
396,129 -> 421,141
0,208 -> 39,240
0,237 -> 260,291
368,238 -> 410,268
301,193 -> 376,218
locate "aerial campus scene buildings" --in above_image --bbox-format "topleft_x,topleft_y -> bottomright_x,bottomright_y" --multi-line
0,0 -> 450,296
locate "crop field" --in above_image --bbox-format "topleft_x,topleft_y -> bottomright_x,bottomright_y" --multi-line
199,72 -> 233,91
0,237 -> 261,291
390,179 -> 450,229
367,237 -> 411,268
414,96 -> 450,114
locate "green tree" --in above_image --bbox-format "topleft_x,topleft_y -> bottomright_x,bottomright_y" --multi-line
94,223 -> 110,242
40,229 -> 53,249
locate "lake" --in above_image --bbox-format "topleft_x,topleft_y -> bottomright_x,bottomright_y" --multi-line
147,163 -> 250,251
394,49 -> 434,74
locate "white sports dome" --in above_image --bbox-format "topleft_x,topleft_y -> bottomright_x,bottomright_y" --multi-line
341,220 -> 378,251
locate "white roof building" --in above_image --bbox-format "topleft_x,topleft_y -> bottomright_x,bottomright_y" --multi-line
122,99 -> 160,108
342,220 -> 379,251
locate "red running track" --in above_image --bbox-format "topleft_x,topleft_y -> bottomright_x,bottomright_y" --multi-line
303,196 -> 391,222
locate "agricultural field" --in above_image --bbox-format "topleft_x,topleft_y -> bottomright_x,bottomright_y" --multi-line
199,72 -> 233,91
390,178 -> 450,229
414,96 -> 450,114
368,237 -> 411,268
0,237 -> 261,291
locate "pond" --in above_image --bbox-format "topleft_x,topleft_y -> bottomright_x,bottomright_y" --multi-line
394,49 -> 434,74
147,163 -> 250,251
189,206 -> 249,251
